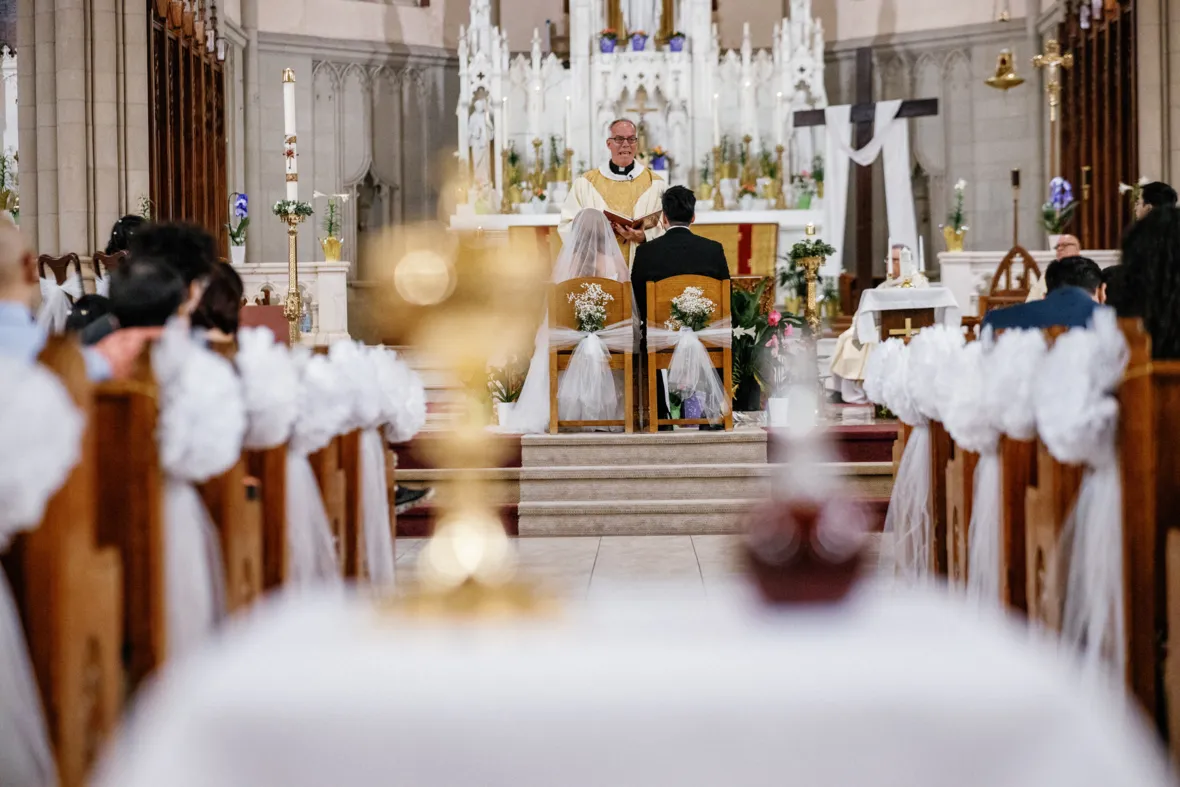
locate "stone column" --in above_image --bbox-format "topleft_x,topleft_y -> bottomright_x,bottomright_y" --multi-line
17,0 -> 149,255
242,0 -> 262,262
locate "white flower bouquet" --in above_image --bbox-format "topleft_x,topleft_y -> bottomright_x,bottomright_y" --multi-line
568,282 -> 614,333
667,286 -> 716,331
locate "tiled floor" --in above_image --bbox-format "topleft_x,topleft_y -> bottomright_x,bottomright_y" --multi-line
395,534 -> 890,598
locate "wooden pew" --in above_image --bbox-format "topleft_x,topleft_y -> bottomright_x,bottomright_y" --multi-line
927,421 -> 953,577
201,340 -> 265,612
997,437 -> 1035,613
93,348 -> 166,692
309,432 -> 366,578
945,444 -> 978,585
1158,360 -> 1180,753
247,446 -> 289,589
10,338 -> 123,787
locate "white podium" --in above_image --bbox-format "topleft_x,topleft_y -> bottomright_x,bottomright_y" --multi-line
235,260 -> 352,346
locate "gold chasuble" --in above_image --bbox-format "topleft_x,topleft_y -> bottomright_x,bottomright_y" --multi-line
558,161 -> 667,268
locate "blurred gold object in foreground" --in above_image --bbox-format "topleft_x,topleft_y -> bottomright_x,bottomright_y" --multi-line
365,215 -> 551,617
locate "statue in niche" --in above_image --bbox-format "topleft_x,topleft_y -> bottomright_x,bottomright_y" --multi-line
355,172 -> 396,281
468,97 -> 494,189
623,0 -> 660,37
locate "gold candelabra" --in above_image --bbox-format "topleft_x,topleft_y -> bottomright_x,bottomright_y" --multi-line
500,148 -> 513,214
531,137 -> 545,193
711,145 -> 725,211
563,147 -> 574,182
280,212 -> 307,345
801,223 -> 823,336
740,135 -> 755,185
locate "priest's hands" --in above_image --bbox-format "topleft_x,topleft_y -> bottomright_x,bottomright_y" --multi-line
611,223 -> 646,245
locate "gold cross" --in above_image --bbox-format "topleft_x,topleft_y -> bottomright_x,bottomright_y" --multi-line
888,318 -> 919,339
1032,39 -> 1073,121
625,87 -> 655,120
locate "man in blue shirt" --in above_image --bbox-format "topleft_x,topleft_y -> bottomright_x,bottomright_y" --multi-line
0,223 -> 153,379
982,256 -> 1105,332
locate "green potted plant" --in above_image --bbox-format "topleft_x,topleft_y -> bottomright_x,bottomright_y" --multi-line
226,192 -> 249,264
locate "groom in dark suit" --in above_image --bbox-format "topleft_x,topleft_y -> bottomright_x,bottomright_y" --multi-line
631,185 -> 731,423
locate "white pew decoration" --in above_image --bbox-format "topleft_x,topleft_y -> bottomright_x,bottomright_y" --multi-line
0,356 -> 83,787
235,326 -> 299,451
35,276 -> 82,334
288,348 -> 350,586
153,319 -> 246,659
95,273 -> 110,298
646,317 -> 733,422
550,320 -> 635,422
330,341 -> 395,584
941,338 -> 1001,601
1034,310 -> 1129,678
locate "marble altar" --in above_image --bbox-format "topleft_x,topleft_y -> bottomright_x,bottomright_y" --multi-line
235,260 -> 353,346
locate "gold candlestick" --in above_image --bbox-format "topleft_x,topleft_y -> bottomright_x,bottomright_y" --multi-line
801,223 -> 822,336
1033,39 -> 1073,179
563,147 -> 574,182
774,144 -> 787,210
531,137 -> 544,192
712,146 -> 725,211
500,148 -> 513,214
281,212 -> 307,345
741,134 -> 754,184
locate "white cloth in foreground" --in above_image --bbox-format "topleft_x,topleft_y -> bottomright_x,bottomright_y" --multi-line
94,585 -> 1173,787
36,276 -> 83,334
501,209 -> 635,434
0,355 -> 84,787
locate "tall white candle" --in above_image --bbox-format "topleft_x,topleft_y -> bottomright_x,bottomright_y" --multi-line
564,95 -> 572,154
282,68 -> 298,201
775,92 -> 784,147
713,93 -> 720,148
918,235 -> 926,273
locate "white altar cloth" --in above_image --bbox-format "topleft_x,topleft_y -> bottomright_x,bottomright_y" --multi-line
96,584 -> 1170,787
234,260 -> 352,346
854,286 -> 962,344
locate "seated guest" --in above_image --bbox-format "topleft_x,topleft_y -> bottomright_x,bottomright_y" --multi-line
1122,200 -> 1180,358
1136,181 -> 1178,220
191,261 -> 244,344
1026,233 -> 1081,302
65,294 -> 111,334
109,256 -> 188,330
828,244 -> 927,403
83,222 -> 218,345
1100,264 -> 1130,315
631,186 -> 730,423
982,256 -> 1104,331
0,222 -> 148,379
104,214 -> 147,255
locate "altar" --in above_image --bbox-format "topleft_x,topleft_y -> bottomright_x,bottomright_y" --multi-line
236,260 -> 353,346
449,209 -> 822,276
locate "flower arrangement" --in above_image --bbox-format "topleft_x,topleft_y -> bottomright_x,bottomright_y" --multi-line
227,192 -> 249,246
272,199 -> 314,219
649,146 -> 669,171
487,356 -> 527,404
667,286 -> 716,332
699,153 -> 712,184
532,185 -> 548,202
757,309 -> 799,395
1040,177 -> 1078,233
758,149 -> 779,180
1119,176 -> 1150,207
739,182 -> 759,199
792,171 -> 817,196
599,28 -> 619,41
313,191 -> 350,238
0,151 -> 18,221
568,282 -> 614,333
789,237 -> 836,261
137,194 -> 153,220
947,178 -> 969,232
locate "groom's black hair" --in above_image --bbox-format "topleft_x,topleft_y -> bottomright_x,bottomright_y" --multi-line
662,185 -> 696,225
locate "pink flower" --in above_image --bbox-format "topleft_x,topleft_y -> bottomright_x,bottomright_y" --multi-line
768,310 -> 781,327
783,324 -> 794,337
765,334 -> 779,350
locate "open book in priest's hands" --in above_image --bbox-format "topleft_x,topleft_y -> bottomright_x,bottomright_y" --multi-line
603,209 -> 664,231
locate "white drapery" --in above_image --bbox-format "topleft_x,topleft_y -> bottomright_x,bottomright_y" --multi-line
823,100 -> 919,278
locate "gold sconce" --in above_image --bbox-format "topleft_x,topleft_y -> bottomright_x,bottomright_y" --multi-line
1082,165 -> 1092,201
985,50 -> 1025,91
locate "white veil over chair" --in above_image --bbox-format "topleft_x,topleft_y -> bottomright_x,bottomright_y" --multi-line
500,209 -> 634,434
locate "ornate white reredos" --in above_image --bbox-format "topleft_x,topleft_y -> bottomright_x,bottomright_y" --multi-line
456,0 -> 827,192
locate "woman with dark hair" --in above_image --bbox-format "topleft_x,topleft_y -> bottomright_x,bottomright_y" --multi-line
1121,204 -> 1180,358
65,294 -> 112,333
109,256 -> 187,329
190,261 -> 243,342
105,214 -> 148,255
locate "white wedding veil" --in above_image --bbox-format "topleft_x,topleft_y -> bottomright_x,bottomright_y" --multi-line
500,209 -> 632,434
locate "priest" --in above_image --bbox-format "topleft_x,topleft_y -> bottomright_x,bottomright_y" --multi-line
827,244 -> 929,403
559,119 -> 667,266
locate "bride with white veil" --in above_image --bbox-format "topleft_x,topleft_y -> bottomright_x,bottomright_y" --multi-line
500,208 -> 635,434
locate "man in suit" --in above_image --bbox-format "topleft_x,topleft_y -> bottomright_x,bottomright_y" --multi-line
983,255 -> 1105,332
631,186 -> 730,424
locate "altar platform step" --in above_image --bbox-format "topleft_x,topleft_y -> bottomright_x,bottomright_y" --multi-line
521,430 -> 767,468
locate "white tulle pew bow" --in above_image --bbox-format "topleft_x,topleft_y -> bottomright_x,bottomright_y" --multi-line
645,317 -> 733,421
36,276 -> 82,334
549,320 -> 636,422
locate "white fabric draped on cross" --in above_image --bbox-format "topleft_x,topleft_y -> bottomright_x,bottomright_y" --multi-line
36,276 -> 83,334
0,356 -> 84,787
549,321 -> 635,422
645,317 -> 733,422
153,319 -> 245,658
1033,310 -> 1129,680
822,100 -> 919,278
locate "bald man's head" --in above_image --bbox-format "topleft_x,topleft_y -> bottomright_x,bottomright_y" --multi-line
0,221 -> 36,303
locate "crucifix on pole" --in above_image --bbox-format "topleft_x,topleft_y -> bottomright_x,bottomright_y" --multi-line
792,47 -> 940,302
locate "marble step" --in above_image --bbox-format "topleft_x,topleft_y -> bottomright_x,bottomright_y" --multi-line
518,498 -> 758,537
521,430 -> 768,468
518,462 -> 892,503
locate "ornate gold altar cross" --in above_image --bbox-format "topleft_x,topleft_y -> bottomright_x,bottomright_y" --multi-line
888,318 -> 919,339
1033,39 -> 1073,178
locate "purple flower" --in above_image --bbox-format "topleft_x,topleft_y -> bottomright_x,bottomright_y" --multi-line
1049,178 -> 1073,211
232,192 -> 248,219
